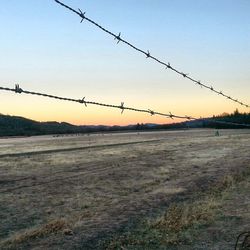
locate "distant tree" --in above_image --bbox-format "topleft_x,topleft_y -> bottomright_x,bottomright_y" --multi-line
234,108 -> 239,116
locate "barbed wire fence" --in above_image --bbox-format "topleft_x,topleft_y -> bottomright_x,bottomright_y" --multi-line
54,0 -> 249,109
0,1 -> 249,129
1,85 -> 250,128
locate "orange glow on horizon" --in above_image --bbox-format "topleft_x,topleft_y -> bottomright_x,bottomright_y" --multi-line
1,87 -> 249,126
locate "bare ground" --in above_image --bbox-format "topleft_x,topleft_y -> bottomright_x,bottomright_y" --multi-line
0,129 -> 249,249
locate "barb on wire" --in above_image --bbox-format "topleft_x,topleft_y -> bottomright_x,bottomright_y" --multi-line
146,50 -> 150,58
79,97 -> 87,107
15,84 -> 23,94
148,109 -> 155,116
120,102 -> 125,114
1,85 -> 250,128
166,63 -> 172,69
54,0 -> 249,109
114,32 -> 121,44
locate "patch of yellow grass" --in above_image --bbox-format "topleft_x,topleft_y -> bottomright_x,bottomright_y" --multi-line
153,197 -> 219,233
1,219 -> 68,249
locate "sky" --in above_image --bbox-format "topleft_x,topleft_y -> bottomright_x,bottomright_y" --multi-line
0,0 -> 249,125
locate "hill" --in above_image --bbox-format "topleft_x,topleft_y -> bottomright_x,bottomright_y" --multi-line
0,110 -> 249,137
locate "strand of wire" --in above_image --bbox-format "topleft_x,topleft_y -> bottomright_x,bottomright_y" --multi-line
0,85 -> 195,120
197,118 -> 250,128
54,0 -> 249,109
1,85 -> 250,128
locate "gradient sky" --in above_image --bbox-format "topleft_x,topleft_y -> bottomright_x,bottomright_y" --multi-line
1,0 -> 249,125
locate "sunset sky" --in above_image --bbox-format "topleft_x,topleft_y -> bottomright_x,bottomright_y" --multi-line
1,0 -> 249,125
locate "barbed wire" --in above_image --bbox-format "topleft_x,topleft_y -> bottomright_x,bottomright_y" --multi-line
1,85 -> 250,128
54,0 -> 249,109
0,85 -> 195,120
196,118 -> 250,128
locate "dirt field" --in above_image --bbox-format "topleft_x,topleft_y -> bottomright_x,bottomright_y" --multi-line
0,129 -> 249,249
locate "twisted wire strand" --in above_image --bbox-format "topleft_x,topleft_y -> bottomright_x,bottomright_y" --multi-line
0,85 -> 194,120
54,0 -> 249,109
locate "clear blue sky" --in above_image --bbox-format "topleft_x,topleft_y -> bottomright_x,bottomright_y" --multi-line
1,0 -> 249,125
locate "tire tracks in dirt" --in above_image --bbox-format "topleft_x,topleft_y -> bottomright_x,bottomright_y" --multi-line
0,139 -> 162,159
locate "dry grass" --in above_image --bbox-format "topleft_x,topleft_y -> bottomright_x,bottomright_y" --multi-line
220,167 -> 249,187
105,197 -> 220,249
1,219 -> 69,249
0,129 -> 249,249
104,166 -> 250,249
153,197 -> 218,233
